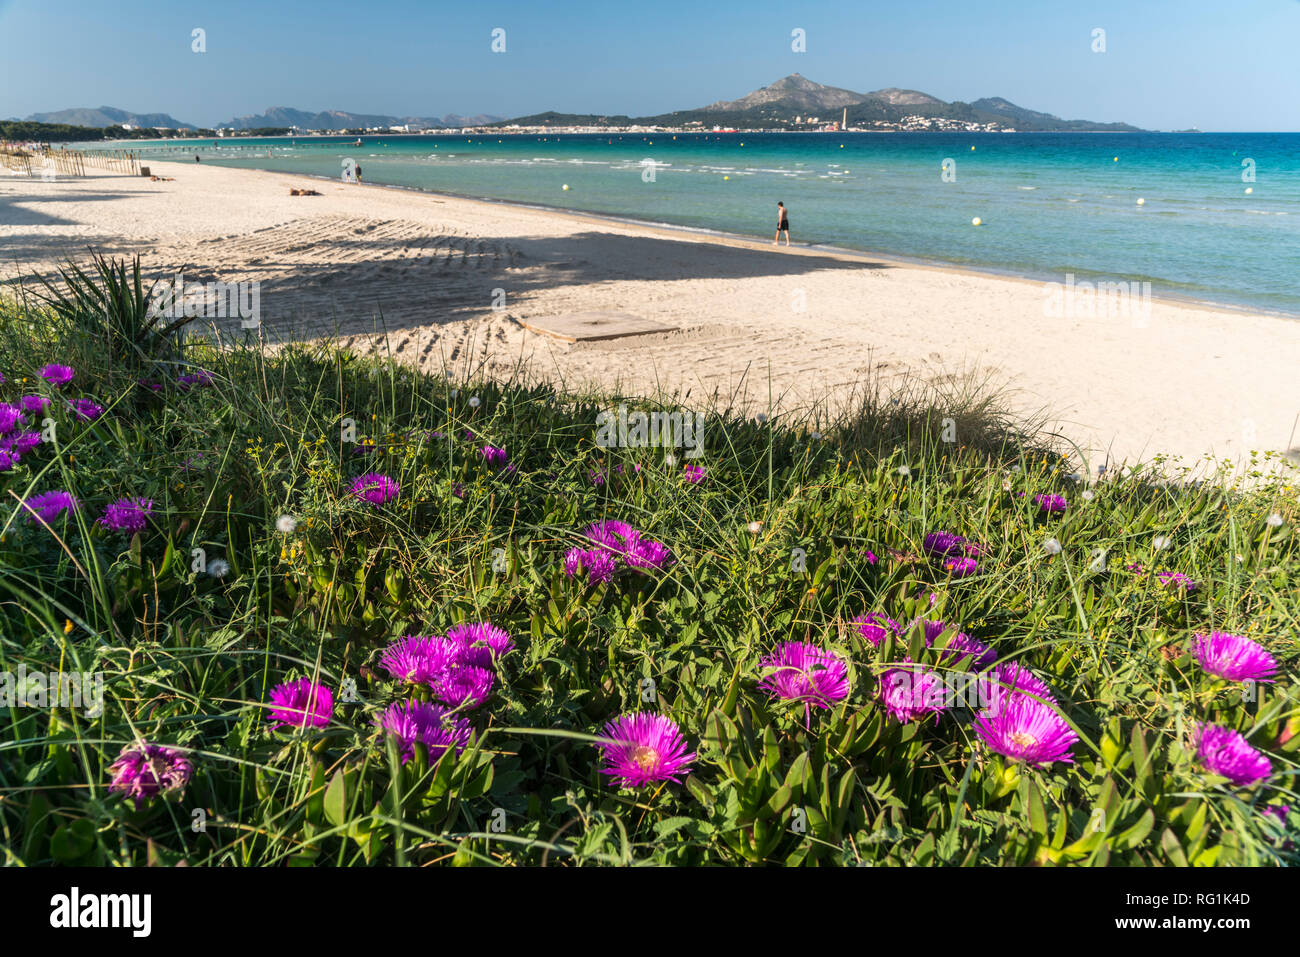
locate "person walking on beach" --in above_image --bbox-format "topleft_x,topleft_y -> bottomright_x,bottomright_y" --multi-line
774,201 -> 790,246
354,163 -> 362,184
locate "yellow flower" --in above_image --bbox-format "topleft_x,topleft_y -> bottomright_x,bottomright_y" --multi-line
64,619 -> 74,634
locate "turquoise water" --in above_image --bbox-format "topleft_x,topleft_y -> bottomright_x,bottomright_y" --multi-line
116,131 -> 1300,315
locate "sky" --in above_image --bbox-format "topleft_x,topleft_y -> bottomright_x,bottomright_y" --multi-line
1,0 -> 1298,131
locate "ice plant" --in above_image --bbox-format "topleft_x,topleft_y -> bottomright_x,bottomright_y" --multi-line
854,612 -> 900,648
596,713 -> 695,787
99,497 -> 154,534
107,743 -> 194,808
923,531 -> 965,558
1194,724 -> 1272,787
1157,571 -> 1198,594
69,398 -> 105,422
446,621 -> 516,667
1193,632 -> 1277,684
930,627 -> 997,669
480,445 -> 509,468
0,403 -> 24,434
39,363 -> 74,387
944,556 -> 979,577
758,642 -> 851,719
434,665 -> 495,709
973,695 -> 1078,767
21,490 -> 78,523
379,635 -> 459,685
177,369 -> 215,390
878,663 -> 948,723
980,661 -> 1055,709
351,472 -> 399,505
2,431 -> 41,456
267,678 -> 334,729
683,464 -> 706,484
378,700 -> 472,764
564,546 -> 618,585
1034,493 -> 1068,513
19,395 -> 50,413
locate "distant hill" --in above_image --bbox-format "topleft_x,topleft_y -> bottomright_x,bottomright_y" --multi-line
24,106 -> 196,130
494,74 -> 1144,132
216,107 -> 504,130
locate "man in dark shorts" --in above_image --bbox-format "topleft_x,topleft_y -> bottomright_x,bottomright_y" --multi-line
355,163 -> 362,183
774,201 -> 790,246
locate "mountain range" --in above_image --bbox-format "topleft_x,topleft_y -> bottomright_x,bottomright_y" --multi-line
18,75 -> 1141,133
501,74 -> 1144,132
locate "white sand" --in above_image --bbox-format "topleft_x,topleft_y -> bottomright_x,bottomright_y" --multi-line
3,159 -> 1298,473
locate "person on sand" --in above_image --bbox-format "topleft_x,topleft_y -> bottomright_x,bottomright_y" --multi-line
774,202 -> 790,246
195,154 -> 200,163
354,163 -> 362,184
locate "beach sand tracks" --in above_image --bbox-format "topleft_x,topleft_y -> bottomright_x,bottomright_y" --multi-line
155,215 -> 528,336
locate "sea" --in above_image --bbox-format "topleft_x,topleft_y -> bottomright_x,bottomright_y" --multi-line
108,131 -> 1300,316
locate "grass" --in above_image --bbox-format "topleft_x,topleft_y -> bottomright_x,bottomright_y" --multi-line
0,258 -> 1296,866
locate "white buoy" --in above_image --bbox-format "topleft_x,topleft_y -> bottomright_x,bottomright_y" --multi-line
971,217 -> 982,226
1136,198 -> 1145,206
1245,187 -> 1253,194
562,184 -> 570,191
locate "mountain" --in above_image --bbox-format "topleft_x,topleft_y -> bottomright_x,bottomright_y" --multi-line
704,73 -> 865,113
506,75 -> 1143,131
969,97 -> 1139,132
216,107 -> 504,130
24,106 -> 196,129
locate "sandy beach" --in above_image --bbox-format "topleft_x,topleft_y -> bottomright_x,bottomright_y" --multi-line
3,159 -> 1297,472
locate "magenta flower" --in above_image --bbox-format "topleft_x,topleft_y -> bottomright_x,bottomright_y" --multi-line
931,627 -> 997,669
434,665 -> 495,709
979,661 -> 1055,710
1195,724 -> 1272,787
107,742 -> 194,808
854,612 -> 900,648
69,398 -> 105,422
21,490 -> 78,523
596,713 -> 695,787
0,450 -> 17,472
862,549 -> 878,564
0,403 -> 24,434
564,546 -> 619,585
378,700 -> 472,764
944,556 -> 979,577
1194,632 -> 1277,684
878,662 -> 949,723
1158,572 -> 1198,594
2,431 -> 41,456
683,464 -> 706,484
350,472 -> 399,505
267,678 -> 334,729
923,531 -> 966,558
580,519 -> 673,572
379,635 -> 460,684
973,695 -> 1078,767
1034,493 -> 1068,513
99,497 -> 154,534
480,445 -> 509,468
446,621 -> 516,667
758,643 -> 851,712
40,364 -> 74,387
177,369 -> 215,390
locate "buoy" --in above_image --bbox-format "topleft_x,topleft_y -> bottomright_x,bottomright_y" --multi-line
972,217 -> 982,226
1245,187 -> 1253,194
1136,198 -> 1145,206
971,146 -> 975,151
1113,156 -> 1118,162
723,175 -> 729,180
562,184 -> 570,191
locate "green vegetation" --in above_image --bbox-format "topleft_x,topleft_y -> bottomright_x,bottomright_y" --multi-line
0,258 -> 1294,866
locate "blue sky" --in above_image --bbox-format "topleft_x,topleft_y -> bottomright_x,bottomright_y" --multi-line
1,0 -> 1297,130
